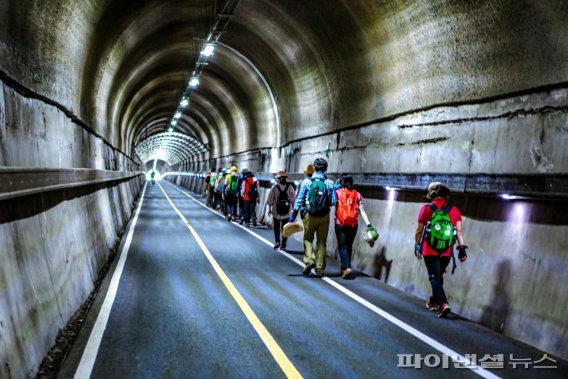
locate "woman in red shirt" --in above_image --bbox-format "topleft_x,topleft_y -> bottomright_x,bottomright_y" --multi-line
415,182 -> 468,318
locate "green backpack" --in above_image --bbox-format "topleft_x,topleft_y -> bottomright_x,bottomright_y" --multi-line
225,175 -> 237,195
308,178 -> 331,216
426,203 -> 455,252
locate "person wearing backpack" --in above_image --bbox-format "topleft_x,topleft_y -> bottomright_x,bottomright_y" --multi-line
334,175 -> 377,279
223,167 -> 239,222
241,169 -> 260,227
207,171 -> 217,208
289,158 -> 336,278
236,168 -> 247,223
297,163 -> 315,221
415,182 -> 468,318
266,170 -> 297,250
214,168 -> 225,211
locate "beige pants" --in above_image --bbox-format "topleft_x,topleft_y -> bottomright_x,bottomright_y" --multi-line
303,213 -> 330,270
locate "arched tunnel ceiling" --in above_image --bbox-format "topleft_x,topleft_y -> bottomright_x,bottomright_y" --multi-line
1,0 -> 567,165
135,132 -> 208,165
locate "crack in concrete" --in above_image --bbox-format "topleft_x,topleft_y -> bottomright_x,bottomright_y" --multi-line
0,70 -> 135,165
397,105 -> 568,129
397,136 -> 450,147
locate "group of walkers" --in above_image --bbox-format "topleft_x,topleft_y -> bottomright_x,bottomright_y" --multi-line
203,157 -> 468,318
204,166 -> 260,227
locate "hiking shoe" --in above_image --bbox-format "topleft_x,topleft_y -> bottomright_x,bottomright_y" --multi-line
252,220 -> 257,227
425,299 -> 437,311
341,267 -> 352,279
273,242 -> 280,249
239,218 -> 244,225
302,262 -> 316,276
437,303 -> 451,318
280,243 -> 287,250
315,269 -> 324,278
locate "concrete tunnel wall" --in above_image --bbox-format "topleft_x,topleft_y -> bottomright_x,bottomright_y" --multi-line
0,77 -> 145,378
1,0 -> 568,378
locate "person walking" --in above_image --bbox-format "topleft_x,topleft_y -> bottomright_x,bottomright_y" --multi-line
298,163 -> 315,221
289,158 -> 336,278
241,169 -> 260,227
334,174 -> 377,279
266,170 -> 296,250
236,168 -> 247,223
223,167 -> 239,222
415,182 -> 468,318
207,170 -> 217,208
214,168 -> 224,211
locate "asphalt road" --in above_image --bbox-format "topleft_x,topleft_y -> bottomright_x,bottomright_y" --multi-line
57,181 -> 568,379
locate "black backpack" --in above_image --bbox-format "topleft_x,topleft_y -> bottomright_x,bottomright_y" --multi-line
275,183 -> 291,215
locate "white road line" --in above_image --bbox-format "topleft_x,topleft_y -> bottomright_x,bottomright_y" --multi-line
74,184 -> 147,379
165,181 -> 502,379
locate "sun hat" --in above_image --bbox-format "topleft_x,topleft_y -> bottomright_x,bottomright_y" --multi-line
303,164 -> 315,175
282,222 -> 303,238
425,182 -> 451,201
275,170 -> 288,179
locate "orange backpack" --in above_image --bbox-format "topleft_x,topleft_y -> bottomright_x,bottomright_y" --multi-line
336,189 -> 359,226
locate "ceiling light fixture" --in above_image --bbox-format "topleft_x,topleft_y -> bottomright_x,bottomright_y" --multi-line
165,0 -> 241,136
188,77 -> 200,88
201,43 -> 215,57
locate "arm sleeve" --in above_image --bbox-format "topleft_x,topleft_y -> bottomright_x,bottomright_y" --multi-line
266,187 -> 276,206
293,180 -> 309,211
327,180 -> 337,206
417,205 -> 431,223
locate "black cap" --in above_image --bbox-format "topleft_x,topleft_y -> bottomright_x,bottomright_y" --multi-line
313,158 -> 328,172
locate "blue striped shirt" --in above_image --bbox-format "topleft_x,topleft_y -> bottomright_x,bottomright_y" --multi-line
293,172 -> 336,212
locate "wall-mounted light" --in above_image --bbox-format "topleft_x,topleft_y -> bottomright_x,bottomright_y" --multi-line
174,111 -> 182,119
180,98 -> 189,107
385,186 -> 398,192
189,77 -> 200,88
170,120 -> 177,126
201,43 -> 215,57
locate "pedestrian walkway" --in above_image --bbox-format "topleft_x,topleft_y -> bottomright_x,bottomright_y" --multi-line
57,181 -> 567,379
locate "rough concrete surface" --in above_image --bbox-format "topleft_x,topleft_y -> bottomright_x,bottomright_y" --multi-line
1,0 -> 568,377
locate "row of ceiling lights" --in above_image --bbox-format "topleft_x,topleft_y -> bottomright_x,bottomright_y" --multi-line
167,1 -> 241,133
168,42 -> 216,132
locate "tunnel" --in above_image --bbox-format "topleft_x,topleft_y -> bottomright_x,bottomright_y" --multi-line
1,1 -> 567,378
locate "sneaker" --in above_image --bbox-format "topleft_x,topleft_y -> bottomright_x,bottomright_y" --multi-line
341,267 -> 352,279
315,269 -> 324,278
239,218 -> 244,225
302,262 -> 316,276
252,220 -> 257,227
273,242 -> 281,249
437,303 -> 451,318
425,299 -> 437,312
280,243 -> 287,250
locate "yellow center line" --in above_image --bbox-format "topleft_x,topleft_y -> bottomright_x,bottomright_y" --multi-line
158,183 -> 302,379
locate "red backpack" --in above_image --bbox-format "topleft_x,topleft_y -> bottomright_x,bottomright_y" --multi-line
336,189 -> 359,226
